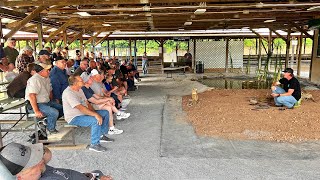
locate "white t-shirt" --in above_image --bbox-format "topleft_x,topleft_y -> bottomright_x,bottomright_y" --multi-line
62,86 -> 88,123
25,73 -> 52,103
90,81 -> 106,96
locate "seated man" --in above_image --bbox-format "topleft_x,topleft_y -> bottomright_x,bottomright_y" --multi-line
25,63 -> 63,134
50,58 -> 68,104
74,58 -> 89,76
271,68 -> 301,109
0,142 -> 113,179
7,63 -> 36,98
62,75 -> 113,152
81,72 -> 130,135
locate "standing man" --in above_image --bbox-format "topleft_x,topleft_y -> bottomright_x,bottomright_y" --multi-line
271,68 -> 301,109
142,52 -> 148,74
62,75 -> 112,152
3,38 -> 19,65
25,63 -> 63,134
50,57 -> 68,104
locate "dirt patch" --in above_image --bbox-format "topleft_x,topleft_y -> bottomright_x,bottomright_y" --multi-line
182,89 -> 320,143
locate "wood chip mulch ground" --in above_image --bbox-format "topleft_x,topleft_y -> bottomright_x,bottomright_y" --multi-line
182,89 -> 320,143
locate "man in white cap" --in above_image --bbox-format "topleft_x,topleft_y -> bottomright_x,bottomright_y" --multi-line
0,142 -> 113,179
16,45 -> 34,73
3,38 -> 19,65
25,63 -> 63,134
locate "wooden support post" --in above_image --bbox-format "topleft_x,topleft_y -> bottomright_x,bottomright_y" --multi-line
258,38 -> 262,70
285,27 -> 291,68
63,30 -> 68,58
129,39 -> 132,61
37,23 -> 44,50
225,38 -> 229,73
297,32 -> 303,77
31,39 -> 36,58
80,30 -> 84,59
268,30 -> 272,70
0,18 -> 3,47
193,39 -> 196,73
144,39 -> 147,53
255,38 -> 258,55
17,40 -> 21,51
107,40 -> 110,59
160,39 -> 164,70
113,40 -> 115,57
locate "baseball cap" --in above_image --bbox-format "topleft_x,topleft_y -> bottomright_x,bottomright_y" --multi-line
38,50 -> 51,56
0,142 -> 44,175
90,69 -> 100,76
34,63 -> 52,73
6,38 -> 16,42
282,68 -> 294,74
80,72 -> 92,83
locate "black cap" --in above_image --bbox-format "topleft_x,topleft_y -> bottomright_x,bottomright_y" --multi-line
38,50 -> 51,56
282,68 -> 294,74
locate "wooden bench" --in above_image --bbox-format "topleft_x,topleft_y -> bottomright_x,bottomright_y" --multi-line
0,97 -> 78,148
162,66 -> 189,78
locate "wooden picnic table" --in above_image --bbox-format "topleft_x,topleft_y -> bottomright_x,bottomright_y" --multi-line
162,66 -> 189,78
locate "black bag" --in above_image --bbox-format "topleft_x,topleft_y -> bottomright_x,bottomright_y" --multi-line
27,120 -> 48,144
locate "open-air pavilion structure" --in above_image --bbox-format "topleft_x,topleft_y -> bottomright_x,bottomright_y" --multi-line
1,1 -> 320,82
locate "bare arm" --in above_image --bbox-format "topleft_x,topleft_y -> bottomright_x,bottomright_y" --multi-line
29,93 -> 44,118
88,96 -> 113,105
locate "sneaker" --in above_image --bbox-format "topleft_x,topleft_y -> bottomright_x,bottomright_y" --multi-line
116,112 -> 130,120
108,128 -> 123,135
100,135 -> 115,142
88,144 -> 107,152
47,128 -> 59,134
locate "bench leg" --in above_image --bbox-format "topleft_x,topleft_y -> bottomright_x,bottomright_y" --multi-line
72,129 -> 76,145
0,125 -> 3,148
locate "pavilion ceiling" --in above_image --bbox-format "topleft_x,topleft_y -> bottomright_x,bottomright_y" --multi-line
0,0 -> 319,39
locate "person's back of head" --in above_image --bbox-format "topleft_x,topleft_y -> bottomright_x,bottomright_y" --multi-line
26,63 -> 36,74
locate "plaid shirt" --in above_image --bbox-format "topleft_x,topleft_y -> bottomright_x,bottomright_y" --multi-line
16,54 -> 34,72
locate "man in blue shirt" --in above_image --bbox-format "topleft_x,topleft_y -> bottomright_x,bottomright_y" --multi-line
50,57 -> 68,104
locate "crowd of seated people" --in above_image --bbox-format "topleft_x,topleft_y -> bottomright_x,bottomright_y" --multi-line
0,47 -> 143,178
3,46 -> 138,144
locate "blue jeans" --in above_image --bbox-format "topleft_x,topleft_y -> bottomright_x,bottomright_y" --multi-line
272,86 -> 297,108
69,110 -> 109,145
142,60 -> 148,74
33,101 -> 63,131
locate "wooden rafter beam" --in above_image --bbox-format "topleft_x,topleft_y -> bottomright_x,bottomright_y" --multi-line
290,22 -> 313,39
0,0 -> 241,7
4,6 -> 47,39
68,31 -> 83,45
46,19 -> 75,43
268,27 -> 287,42
20,24 -> 37,32
249,28 -> 267,42
95,32 -> 112,46
84,30 -> 103,45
